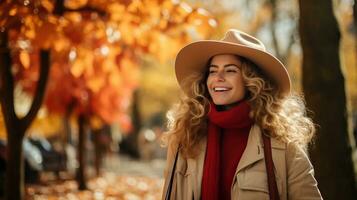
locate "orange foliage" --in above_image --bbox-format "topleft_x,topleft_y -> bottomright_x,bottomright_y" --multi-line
1,0 -> 216,131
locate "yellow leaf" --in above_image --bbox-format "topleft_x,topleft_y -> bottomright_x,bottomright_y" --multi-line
87,76 -> 105,93
28,112 -> 62,138
108,3 -> 126,21
41,0 -> 54,12
9,7 -> 17,16
102,59 -> 116,73
19,51 -> 30,69
53,37 -> 70,52
109,69 -> 122,87
71,60 -> 85,77
120,57 -> 139,88
64,12 -> 82,23
64,0 -> 88,10
25,28 -> 35,39
119,22 -> 135,44
89,116 -> 103,130
71,48 -> 94,77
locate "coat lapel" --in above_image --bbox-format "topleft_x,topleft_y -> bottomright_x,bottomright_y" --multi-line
236,124 -> 264,173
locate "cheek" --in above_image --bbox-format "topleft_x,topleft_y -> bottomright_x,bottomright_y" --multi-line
234,75 -> 244,87
235,76 -> 246,94
206,77 -> 212,88
206,78 -> 215,98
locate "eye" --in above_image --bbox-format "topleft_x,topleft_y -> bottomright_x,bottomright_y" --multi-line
209,69 -> 217,74
226,69 -> 237,73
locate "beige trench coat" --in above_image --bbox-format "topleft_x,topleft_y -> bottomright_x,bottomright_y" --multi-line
162,124 -> 322,200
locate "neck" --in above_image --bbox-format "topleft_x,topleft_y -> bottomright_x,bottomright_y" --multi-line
215,100 -> 245,111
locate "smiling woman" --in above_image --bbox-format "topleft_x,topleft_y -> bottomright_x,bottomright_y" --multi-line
161,29 -> 323,200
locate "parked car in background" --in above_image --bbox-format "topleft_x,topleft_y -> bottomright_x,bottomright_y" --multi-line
28,137 -> 67,173
0,136 -> 75,187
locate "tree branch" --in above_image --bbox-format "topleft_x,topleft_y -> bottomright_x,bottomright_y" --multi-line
53,0 -> 65,16
268,0 -> 282,60
68,6 -> 106,16
53,0 -> 106,17
21,50 -> 51,132
280,29 -> 297,65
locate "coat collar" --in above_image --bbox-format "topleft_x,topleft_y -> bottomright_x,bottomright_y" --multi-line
188,124 -> 286,200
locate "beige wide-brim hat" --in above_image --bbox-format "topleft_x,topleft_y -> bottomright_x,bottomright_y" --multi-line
175,29 -> 291,96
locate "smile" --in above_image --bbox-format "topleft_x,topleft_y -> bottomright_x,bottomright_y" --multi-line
213,87 -> 231,92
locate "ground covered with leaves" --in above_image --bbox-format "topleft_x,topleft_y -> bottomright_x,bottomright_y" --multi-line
25,173 -> 164,200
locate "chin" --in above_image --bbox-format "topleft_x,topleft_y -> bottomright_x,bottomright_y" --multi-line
212,100 -> 232,105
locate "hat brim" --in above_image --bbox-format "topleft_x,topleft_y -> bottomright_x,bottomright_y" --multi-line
175,40 -> 291,96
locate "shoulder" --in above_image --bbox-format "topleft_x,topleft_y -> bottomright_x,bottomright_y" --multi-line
269,133 -> 312,171
284,141 -> 314,176
269,135 -> 315,180
167,135 -> 180,162
285,141 -> 309,162
163,134 -> 179,177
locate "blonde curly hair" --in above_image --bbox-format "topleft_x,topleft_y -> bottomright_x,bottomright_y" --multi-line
164,56 -> 315,158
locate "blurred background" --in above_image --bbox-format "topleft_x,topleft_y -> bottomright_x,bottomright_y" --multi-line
0,0 -> 357,199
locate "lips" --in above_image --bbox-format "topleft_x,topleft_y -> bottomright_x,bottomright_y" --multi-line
213,87 -> 232,92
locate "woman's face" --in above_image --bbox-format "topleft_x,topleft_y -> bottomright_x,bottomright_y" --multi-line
206,54 -> 246,105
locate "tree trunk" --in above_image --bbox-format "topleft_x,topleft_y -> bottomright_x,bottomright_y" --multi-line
76,114 -> 87,190
92,125 -> 111,176
64,102 -> 74,145
0,32 -> 25,200
5,130 -> 25,200
298,0 -> 357,199
0,31 -> 51,200
93,128 -> 102,177
119,90 -> 141,158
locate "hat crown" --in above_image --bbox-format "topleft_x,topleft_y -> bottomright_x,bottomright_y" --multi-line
222,29 -> 266,51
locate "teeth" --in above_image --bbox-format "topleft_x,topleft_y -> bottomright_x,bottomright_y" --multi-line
214,87 -> 229,92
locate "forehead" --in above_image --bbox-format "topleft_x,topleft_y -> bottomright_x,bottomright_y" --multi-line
210,54 -> 243,65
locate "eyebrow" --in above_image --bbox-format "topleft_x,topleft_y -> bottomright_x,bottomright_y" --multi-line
209,63 -> 240,68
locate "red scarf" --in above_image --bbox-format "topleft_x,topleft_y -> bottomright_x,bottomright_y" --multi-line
201,101 -> 253,200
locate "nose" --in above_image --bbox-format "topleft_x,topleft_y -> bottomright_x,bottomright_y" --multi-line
216,71 -> 225,81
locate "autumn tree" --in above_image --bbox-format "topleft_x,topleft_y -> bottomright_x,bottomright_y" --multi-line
299,0 -> 357,199
0,34 -> 51,200
1,0 -> 215,198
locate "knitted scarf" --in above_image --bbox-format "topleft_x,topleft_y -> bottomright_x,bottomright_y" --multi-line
201,100 -> 253,200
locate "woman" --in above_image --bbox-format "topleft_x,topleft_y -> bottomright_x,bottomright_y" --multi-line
162,29 -> 322,200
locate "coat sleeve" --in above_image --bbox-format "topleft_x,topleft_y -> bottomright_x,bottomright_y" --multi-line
286,142 -> 323,200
